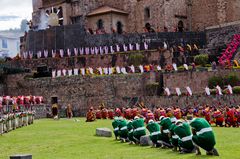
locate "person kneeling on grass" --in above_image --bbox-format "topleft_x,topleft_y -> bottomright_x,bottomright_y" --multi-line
118,117 -> 129,142
159,116 -> 173,148
173,120 -> 195,154
112,117 -> 120,140
146,119 -> 162,147
132,116 -> 146,144
190,118 -> 219,156
127,120 -> 135,144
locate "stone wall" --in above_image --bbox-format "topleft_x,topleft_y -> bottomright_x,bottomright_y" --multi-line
4,69 -> 240,117
163,69 -> 240,94
191,0 -> 240,31
25,25 -> 206,53
11,50 -> 173,70
206,21 -> 240,51
5,73 -> 149,116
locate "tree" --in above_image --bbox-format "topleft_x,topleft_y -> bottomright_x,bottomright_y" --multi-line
20,19 -> 29,32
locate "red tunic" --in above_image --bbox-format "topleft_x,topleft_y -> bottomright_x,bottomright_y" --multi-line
96,110 -> 102,119
108,109 -> 114,119
101,109 -> 108,119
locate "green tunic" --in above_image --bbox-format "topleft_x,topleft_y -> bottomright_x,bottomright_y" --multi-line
127,121 -> 134,142
146,122 -> 161,144
112,118 -> 120,137
132,118 -> 146,141
160,117 -> 172,143
190,118 -> 216,151
169,124 -> 178,147
174,122 -> 194,150
118,119 -> 128,138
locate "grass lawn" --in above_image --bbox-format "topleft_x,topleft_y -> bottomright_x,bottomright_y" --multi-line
0,118 -> 240,159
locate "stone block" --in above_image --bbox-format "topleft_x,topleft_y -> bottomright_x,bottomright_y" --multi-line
96,128 -> 112,137
10,154 -> 32,159
140,135 -> 153,146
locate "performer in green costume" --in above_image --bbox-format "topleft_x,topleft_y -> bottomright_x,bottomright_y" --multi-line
190,118 -> 219,156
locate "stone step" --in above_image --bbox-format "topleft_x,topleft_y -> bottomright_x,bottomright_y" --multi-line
96,128 -> 112,137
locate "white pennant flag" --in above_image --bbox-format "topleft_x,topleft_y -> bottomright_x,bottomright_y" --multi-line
116,45 -> 120,52
60,49 -> 64,58
74,68 -> 79,75
163,42 -> 168,49
129,65 -> 135,73
97,67 -> 103,75
68,69 -> 73,76
144,42 -> 148,50
89,67 -> 94,75
139,65 -> 144,73
52,70 -> 56,78
37,51 -> 42,59
80,47 -> 84,55
23,52 -> 27,59
216,85 -> 222,95
157,66 -> 162,71
108,67 -> 113,75
103,67 -> 108,75
205,87 -> 211,96
129,44 -> 133,51
95,47 -> 99,55
57,70 -> 62,77
67,49 -> 71,57
62,69 -> 67,76
173,63 -> 178,71
165,87 -> 171,96
104,46 -> 109,54
110,46 -> 115,53
121,67 -> 128,74
183,64 -> 189,70
116,66 -> 121,74
85,47 -> 89,55
74,48 -> 78,56
44,50 -> 48,58
52,50 -> 56,58
29,51 -> 33,59
176,88 -> 181,96
136,43 -> 140,51
81,68 -> 85,76
123,44 -> 128,52
186,86 -> 192,96
90,47 -> 95,55
100,47 -> 104,55
228,85 -> 233,94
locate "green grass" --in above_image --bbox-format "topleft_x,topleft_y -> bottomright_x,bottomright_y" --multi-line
0,119 -> 240,159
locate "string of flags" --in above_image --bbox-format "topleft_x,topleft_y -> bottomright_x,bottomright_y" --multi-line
22,42 -> 199,60
164,85 -> 234,97
22,42 -> 150,59
51,64 -> 163,78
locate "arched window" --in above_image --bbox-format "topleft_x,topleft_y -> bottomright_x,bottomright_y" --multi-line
116,21 -> 123,34
97,19 -> 104,30
178,20 -> 184,32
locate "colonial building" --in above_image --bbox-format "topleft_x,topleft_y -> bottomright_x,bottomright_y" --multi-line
31,0 -> 189,33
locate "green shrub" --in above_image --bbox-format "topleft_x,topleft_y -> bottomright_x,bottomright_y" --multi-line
208,76 -> 224,89
233,86 -> 240,94
224,73 -> 239,86
128,54 -> 144,66
194,54 -> 209,66
146,83 -> 159,96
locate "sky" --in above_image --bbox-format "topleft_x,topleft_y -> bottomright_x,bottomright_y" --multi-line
0,0 -> 32,30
